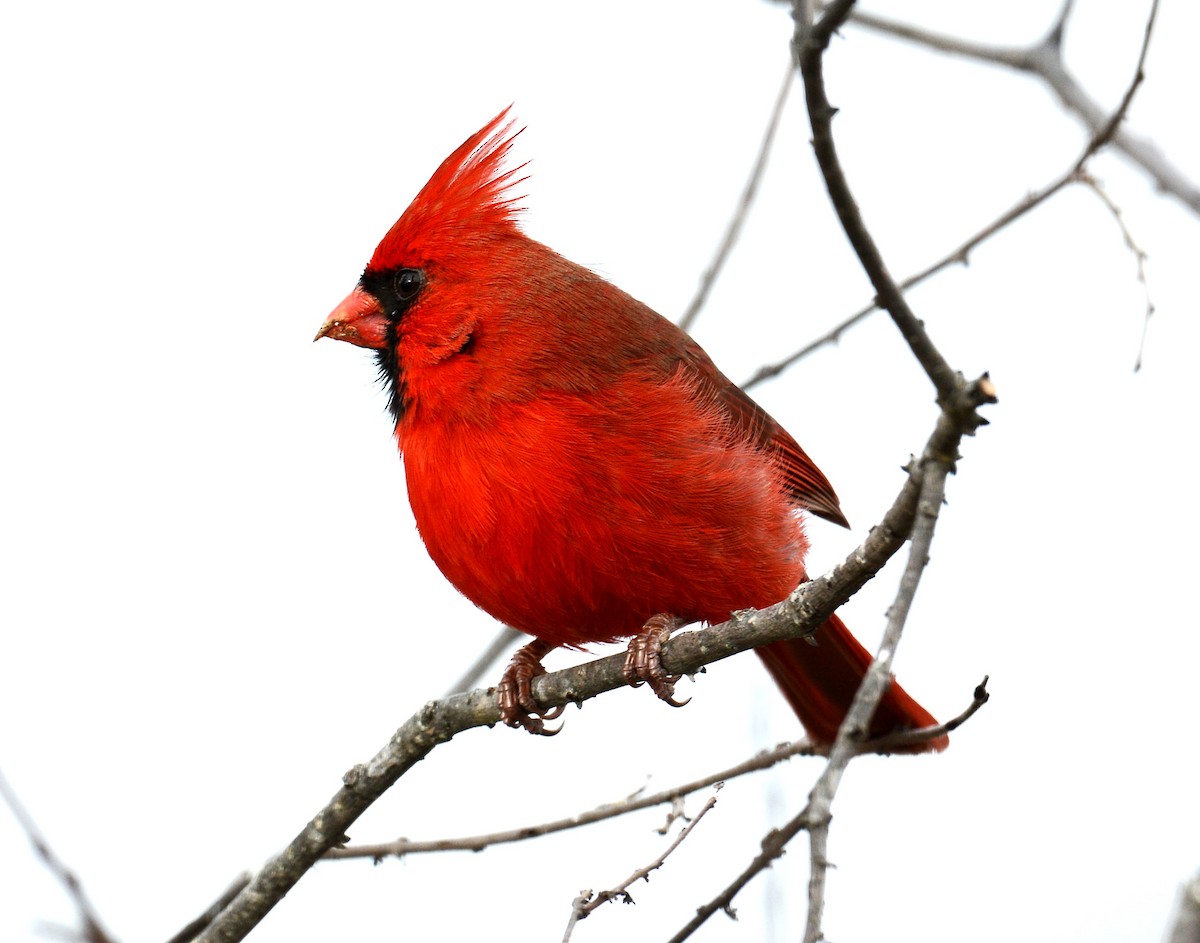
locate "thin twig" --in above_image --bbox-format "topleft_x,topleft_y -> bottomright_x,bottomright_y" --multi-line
678,62 -> 793,332
443,624 -> 522,696
743,169 -> 1083,390
661,682 -> 986,943
665,798 -> 807,943
862,675 -> 989,754
1074,171 -> 1155,371
847,4 -> 1199,217
0,766 -> 118,943
562,788 -> 722,941
329,683 -> 985,864
749,0 -> 1162,391
327,739 -> 816,860
165,877 -> 252,943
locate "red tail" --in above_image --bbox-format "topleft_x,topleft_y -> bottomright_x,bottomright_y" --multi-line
757,613 -> 947,753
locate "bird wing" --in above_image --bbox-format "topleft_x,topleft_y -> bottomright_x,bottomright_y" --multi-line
679,342 -> 850,528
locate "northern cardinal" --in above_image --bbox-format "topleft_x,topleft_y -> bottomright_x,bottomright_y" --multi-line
317,109 -> 946,752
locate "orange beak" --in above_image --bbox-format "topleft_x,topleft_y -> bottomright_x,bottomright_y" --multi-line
314,287 -> 389,349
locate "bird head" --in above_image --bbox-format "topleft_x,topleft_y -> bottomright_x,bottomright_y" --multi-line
315,107 -> 527,416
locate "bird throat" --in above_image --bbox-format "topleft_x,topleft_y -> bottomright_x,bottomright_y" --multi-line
375,327 -> 408,424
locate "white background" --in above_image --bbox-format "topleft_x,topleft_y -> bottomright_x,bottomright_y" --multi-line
2,2 -> 1198,941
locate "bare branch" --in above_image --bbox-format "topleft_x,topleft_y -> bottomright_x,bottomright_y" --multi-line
562,787 -> 721,941
848,2 -> 1198,216
1166,870 -> 1200,943
804,454 -> 953,943
1075,171 -> 1155,371
328,673 -> 983,864
327,739 -> 817,861
0,766 -> 118,943
663,676 -> 986,943
741,0 -> 1152,935
667,431 -> 986,943
666,797 -> 807,942
744,170 -> 1080,390
442,624 -> 522,696
661,378 -> 994,943
678,62 -> 793,332
865,675 -> 989,754
796,0 -> 962,405
1046,0 -> 1076,45
789,1 -> 1004,937
748,0 -> 1162,391
165,877 -> 252,943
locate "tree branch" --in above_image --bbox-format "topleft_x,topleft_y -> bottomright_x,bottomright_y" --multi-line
0,766 -> 118,943
562,787 -> 722,941
1075,171 -> 1155,371
665,393 -> 991,943
755,3 -> 1155,940
165,877 -> 252,943
329,674 -> 985,864
441,624 -> 522,696
748,0 -> 1163,391
1167,870 -> 1200,943
327,740 -> 815,861
796,0 -> 962,405
847,3 -> 1199,217
678,61 -> 793,333
804,449 -> 952,943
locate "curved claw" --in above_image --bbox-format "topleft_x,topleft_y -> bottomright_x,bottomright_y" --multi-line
514,710 -> 564,737
623,614 -> 690,708
659,691 -> 692,709
496,638 -> 565,736
515,701 -> 566,737
539,703 -> 566,721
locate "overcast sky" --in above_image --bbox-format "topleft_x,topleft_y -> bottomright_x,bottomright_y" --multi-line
3,2 -> 1198,942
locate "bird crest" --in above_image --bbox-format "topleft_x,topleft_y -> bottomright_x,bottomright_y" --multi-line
367,107 -> 526,273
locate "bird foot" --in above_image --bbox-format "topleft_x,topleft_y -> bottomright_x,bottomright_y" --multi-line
496,638 -> 564,736
623,614 -> 690,707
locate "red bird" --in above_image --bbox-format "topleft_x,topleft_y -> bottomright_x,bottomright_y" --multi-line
317,109 -> 946,752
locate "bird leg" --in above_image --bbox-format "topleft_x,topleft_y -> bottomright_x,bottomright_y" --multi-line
623,614 -> 690,707
496,638 -> 565,736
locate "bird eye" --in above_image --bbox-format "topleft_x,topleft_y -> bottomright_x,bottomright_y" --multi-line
394,268 -> 424,302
